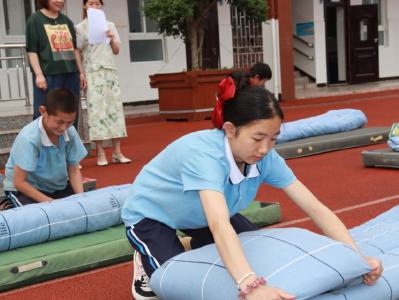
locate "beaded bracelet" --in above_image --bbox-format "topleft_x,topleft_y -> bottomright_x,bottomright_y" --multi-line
238,277 -> 266,299
236,272 -> 256,289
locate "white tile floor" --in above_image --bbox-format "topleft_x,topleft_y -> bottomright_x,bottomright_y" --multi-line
295,78 -> 399,99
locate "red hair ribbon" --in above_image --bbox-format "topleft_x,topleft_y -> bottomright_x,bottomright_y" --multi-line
211,76 -> 236,129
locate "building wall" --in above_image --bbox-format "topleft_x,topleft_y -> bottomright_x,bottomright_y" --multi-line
67,0 -> 187,104
262,19 -> 281,95
292,0 -> 316,79
379,0 -> 399,78
313,0 -> 327,84
217,2 -> 234,68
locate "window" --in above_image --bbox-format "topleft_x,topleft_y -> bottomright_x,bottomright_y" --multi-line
359,19 -> 368,41
362,0 -> 388,46
1,0 -> 33,38
127,0 -> 164,62
0,0 -> 34,68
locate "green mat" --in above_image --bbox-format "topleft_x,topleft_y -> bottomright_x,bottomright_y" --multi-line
0,201 -> 280,292
240,201 -> 281,227
0,225 -> 132,292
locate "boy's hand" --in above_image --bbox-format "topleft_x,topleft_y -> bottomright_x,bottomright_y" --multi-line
35,75 -> 47,90
363,256 -> 383,285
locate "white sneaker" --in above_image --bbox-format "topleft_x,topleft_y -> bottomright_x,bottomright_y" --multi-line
132,251 -> 158,300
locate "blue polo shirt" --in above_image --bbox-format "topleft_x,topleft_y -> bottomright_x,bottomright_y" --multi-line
3,117 -> 87,193
121,129 -> 296,229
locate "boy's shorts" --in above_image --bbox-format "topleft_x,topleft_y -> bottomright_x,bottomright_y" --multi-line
3,183 -> 74,209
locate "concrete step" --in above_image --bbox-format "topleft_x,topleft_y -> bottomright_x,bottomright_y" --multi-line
296,82 -> 318,90
0,147 -> 10,169
305,83 -> 317,89
0,114 -> 31,131
0,129 -> 19,149
295,76 -> 310,87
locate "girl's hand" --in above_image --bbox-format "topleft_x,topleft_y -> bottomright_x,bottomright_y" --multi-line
363,256 -> 383,285
245,285 -> 295,300
79,73 -> 87,90
35,74 -> 47,90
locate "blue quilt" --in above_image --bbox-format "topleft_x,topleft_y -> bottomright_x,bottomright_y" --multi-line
0,184 -> 130,252
312,206 -> 399,299
150,205 -> 399,300
277,109 -> 367,144
150,228 -> 371,300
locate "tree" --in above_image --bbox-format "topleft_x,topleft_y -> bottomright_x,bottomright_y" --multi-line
143,0 -> 268,70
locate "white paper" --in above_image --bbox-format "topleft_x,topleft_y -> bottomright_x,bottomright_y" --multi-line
87,8 -> 110,44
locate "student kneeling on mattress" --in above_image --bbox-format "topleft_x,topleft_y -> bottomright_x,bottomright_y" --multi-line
121,76 -> 383,300
1,88 -> 87,210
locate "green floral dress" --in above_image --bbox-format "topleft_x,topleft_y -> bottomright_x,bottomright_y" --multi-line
76,19 -> 127,141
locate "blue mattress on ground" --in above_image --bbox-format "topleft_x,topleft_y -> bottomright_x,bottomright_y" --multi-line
277,109 -> 367,144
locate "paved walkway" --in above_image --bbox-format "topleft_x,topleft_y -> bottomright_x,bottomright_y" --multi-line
295,78 -> 399,99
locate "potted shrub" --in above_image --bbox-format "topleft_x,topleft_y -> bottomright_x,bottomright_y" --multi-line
145,0 -> 268,120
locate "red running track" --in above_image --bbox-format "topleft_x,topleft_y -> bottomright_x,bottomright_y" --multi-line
1,93 -> 399,300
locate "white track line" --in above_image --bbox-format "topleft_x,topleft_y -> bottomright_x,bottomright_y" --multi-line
272,194 -> 399,228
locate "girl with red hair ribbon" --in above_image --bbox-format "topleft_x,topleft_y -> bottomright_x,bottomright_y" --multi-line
122,75 -> 382,300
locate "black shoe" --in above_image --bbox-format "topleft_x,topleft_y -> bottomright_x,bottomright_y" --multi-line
132,251 -> 158,300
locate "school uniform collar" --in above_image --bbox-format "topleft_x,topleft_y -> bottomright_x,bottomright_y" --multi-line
38,116 -> 70,147
224,136 -> 260,184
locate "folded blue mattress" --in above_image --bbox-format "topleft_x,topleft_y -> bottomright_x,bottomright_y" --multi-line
277,109 -> 367,144
150,205 -> 399,300
312,206 -> 399,299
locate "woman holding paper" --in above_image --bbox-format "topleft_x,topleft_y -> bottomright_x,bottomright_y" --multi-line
76,0 -> 130,166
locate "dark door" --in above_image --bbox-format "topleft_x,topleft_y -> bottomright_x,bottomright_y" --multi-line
347,4 -> 379,83
326,6 -> 339,83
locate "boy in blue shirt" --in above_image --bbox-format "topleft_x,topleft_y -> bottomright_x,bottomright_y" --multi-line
2,88 -> 87,209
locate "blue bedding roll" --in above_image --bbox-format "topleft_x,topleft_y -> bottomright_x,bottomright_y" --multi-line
277,109 -> 367,144
313,206 -> 399,300
0,184 -> 130,252
150,205 -> 399,300
0,206 -> 50,251
150,228 -> 371,300
312,253 -> 399,300
37,200 -> 88,241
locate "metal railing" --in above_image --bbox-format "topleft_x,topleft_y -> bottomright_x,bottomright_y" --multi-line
293,35 -> 314,61
0,44 -> 30,106
293,34 -> 314,48
294,48 -> 314,61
